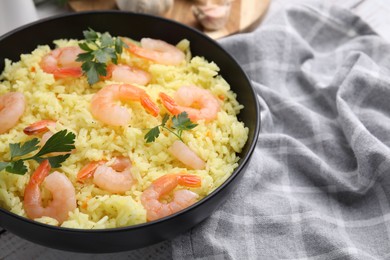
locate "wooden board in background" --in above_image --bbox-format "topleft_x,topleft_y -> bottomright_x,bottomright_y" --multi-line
68,0 -> 270,39
68,0 -> 117,11
165,0 -> 271,39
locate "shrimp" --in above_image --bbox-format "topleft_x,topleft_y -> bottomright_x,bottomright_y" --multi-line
23,160 -> 76,224
23,119 -> 56,148
141,173 -> 201,221
0,92 -> 26,134
40,46 -> 83,78
23,120 -> 74,156
169,140 -> 206,170
159,85 -> 220,122
76,160 -> 106,181
123,38 -> 185,66
104,64 -> 151,86
90,84 -> 159,126
23,119 -> 56,135
77,157 -> 135,194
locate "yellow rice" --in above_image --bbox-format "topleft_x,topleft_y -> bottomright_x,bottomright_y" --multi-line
0,38 -> 248,229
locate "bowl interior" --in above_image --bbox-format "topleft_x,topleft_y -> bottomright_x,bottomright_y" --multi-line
0,11 -> 260,251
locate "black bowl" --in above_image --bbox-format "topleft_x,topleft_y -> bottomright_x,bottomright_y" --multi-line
0,11 -> 260,253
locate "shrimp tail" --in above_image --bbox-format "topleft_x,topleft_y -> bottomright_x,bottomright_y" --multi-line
28,160 -> 51,186
121,38 -> 134,49
23,120 -> 56,135
77,160 -> 106,181
178,174 -> 202,188
140,95 -> 160,117
159,92 -> 181,115
127,42 -> 139,53
124,40 -> 144,59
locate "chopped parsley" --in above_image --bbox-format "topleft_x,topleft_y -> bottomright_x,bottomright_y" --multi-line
0,130 -> 76,175
144,112 -> 198,143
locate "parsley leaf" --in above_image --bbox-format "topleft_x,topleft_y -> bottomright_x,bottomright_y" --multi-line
47,154 -> 71,168
144,112 -> 198,143
115,37 -> 125,54
144,126 -> 161,143
82,61 -> 106,85
77,28 -> 126,85
6,160 -> 28,175
100,32 -> 114,47
35,130 -> 75,157
172,112 -> 198,138
83,28 -> 99,41
94,49 -> 112,63
0,130 -> 76,175
0,162 -> 11,172
172,112 -> 198,131
9,138 -> 40,160
78,42 -> 93,52
161,114 -> 170,126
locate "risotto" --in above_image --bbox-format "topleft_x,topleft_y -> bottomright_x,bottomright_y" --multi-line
0,31 -> 248,229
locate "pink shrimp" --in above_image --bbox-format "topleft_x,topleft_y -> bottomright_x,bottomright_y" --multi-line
0,92 -> 26,134
77,157 -> 135,194
23,160 -> 76,224
23,119 -> 56,148
76,160 -> 106,181
123,38 -> 185,66
169,140 -> 205,170
159,85 -> 220,122
104,64 -> 151,85
40,46 -> 83,78
23,120 -> 74,156
90,84 -> 159,126
141,173 -> 201,221
23,119 -> 56,135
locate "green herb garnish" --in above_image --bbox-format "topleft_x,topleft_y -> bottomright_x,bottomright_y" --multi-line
76,28 -> 126,85
0,130 -> 76,175
144,112 -> 198,143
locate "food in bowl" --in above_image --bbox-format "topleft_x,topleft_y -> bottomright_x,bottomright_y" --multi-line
0,29 -> 248,229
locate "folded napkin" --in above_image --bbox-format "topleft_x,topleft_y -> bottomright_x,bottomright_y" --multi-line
172,2 -> 390,259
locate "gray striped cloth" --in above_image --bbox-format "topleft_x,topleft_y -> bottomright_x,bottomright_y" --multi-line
172,2 -> 390,259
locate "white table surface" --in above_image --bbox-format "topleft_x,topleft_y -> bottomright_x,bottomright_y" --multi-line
1,0 -> 389,259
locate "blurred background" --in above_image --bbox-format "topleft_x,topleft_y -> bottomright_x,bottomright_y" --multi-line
0,0 -> 389,41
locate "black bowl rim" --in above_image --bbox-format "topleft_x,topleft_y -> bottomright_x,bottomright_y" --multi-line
0,10 -> 261,233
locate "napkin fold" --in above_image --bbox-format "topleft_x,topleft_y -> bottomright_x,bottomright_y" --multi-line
172,2 -> 390,259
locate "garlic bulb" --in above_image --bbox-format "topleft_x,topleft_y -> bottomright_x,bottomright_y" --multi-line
116,0 -> 174,16
192,1 -> 232,31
